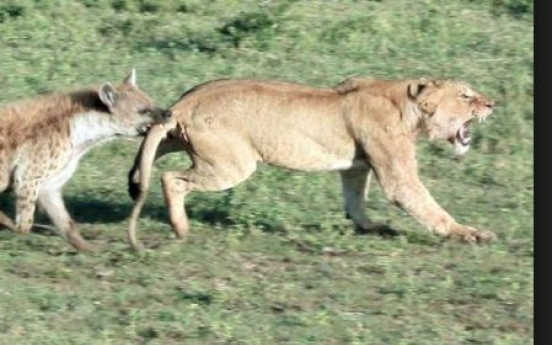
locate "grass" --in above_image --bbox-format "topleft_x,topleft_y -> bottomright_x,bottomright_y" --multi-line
0,0 -> 533,344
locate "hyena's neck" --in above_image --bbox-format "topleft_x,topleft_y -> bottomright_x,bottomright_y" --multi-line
70,112 -> 121,153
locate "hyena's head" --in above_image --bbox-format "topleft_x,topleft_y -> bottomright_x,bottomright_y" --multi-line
97,69 -> 171,136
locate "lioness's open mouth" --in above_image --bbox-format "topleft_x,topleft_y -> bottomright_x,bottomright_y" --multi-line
456,121 -> 471,146
451,111 -> 491,155
451,120 -> 472,155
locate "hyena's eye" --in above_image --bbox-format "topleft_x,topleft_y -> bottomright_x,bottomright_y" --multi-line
138,108 -> 151,115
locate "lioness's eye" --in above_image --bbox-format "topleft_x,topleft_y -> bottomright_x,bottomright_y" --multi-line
460,94 -> 471,100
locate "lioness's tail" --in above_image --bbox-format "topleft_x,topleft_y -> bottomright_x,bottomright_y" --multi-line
127,122 -> 176,250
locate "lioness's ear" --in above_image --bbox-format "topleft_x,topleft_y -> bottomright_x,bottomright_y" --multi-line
98,83 -> 118,109
123,68 -> 137,87
408,77 -> 429,99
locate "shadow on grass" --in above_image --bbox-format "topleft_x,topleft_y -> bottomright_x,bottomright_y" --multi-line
0,192 -> 232,227
2,192 -> 405,244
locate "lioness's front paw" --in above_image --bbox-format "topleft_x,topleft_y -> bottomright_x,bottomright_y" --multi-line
449,224 -> 496,244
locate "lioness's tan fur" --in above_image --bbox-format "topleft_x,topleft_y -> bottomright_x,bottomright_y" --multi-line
0,70 -> 170,250
127,77 -> 495,249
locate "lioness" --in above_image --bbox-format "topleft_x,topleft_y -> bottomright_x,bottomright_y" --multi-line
127,77 -> 495,249
0,69 -> 171,250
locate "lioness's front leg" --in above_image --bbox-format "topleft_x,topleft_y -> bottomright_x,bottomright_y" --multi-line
128,136 -> 184,200
368,140 -> 495,243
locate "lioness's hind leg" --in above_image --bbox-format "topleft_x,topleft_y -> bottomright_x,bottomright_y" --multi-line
341,167 -> 372,229
341,167 -> 396,236
162,157 -> 257,239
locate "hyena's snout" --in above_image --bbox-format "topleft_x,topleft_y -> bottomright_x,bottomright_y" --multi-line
150,107 -> 173,124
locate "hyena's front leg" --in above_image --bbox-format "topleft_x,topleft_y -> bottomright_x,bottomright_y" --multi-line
369,142 -> 495,243
13,191 -> 39,234
37,188 -> 92,251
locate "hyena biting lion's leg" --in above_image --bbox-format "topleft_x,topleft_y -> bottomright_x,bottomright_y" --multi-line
0,69 -> 170,250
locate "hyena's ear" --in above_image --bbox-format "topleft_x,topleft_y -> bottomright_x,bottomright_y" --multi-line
123,69 -> 137,87
98,83 -> 118,109
407,77 -> 429,99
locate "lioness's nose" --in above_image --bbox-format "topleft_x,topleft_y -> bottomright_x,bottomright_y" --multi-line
486,100 -> 495,108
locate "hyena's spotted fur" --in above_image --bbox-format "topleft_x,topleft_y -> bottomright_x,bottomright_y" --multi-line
0,70 -> 170,250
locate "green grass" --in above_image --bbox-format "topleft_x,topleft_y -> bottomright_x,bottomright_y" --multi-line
0,0 -> 533,344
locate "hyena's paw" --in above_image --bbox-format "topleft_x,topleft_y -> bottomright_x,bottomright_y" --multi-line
14,222 -> 33,235
14,227 -> 32,235
449,224 -> 496,244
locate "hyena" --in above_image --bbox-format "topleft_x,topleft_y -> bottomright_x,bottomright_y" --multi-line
0,69 -> 171,250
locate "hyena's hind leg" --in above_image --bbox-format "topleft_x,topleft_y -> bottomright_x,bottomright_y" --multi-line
0,160 -> 39,234
0,173 -> 16,231
0,211 -> 16,231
